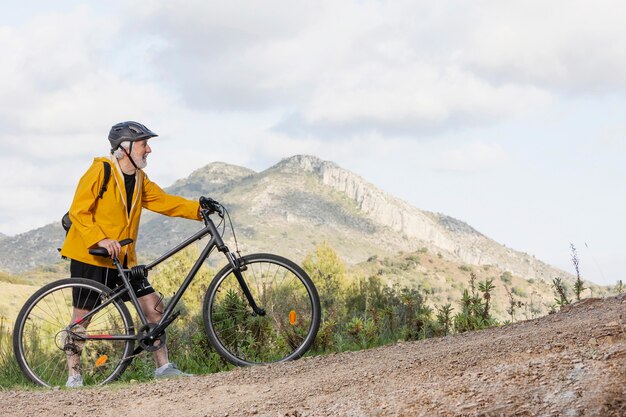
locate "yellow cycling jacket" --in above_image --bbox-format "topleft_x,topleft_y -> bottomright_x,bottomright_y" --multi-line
60,156 -> 200,268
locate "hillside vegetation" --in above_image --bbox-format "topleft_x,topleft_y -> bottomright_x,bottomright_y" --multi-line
1,241 -> 621,390
0,264 -> 67,325
0,238 -> 612,332
2,293 -> 624,416
350,248 -> 612,322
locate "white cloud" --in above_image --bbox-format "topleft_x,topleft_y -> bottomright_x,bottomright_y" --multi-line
301,64 -> 551,134
438,142 -> 509,173
0,5 -> 188,235
0,154 -> 89,234
458,1 -> 626,92
128,0 -> 626,136
3,1 -> 626,143
0,7 -> 112,128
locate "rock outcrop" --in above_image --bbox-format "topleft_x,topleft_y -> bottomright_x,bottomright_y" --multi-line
269,155 -> 567,282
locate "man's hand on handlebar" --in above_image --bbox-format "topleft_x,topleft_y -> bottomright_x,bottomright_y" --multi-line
97,238 -> 121,259
199,196 -> 223,216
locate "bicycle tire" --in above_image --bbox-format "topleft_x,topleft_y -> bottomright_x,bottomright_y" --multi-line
203,253 -> 321,366
13,278 -> 135,387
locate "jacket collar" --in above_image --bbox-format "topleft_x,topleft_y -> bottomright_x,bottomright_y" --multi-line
109,155 -> 143,222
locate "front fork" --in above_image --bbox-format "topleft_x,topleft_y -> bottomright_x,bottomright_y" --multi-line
202,209 -> 265,316
225,251 -> 266,316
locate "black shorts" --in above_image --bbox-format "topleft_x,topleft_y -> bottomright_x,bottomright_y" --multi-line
70,259 -> 155,309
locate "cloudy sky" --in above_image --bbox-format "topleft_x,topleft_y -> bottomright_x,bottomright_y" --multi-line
1,1 -> 624,285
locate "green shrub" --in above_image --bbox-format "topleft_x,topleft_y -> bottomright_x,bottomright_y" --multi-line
1,244 -> 504,389
500,271 -> 513,284
0,317 -> 30,387
511,287 -> 527,298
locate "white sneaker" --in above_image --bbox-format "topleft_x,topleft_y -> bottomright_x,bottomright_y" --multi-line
66,375 -> 84,388
154,363 -> 192,379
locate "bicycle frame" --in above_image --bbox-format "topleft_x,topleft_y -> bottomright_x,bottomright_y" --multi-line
71,209 -> 263,347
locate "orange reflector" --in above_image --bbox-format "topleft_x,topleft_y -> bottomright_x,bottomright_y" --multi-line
289,310 -> 297,325
95,355 -> 109,367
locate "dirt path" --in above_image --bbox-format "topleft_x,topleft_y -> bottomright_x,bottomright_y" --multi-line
2,296 -> 625,417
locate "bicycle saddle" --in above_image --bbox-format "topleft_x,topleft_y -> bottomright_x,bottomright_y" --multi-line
89,238 -> 134,257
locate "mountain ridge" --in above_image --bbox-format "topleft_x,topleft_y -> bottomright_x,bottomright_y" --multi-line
258,155 -> 563,282
0,155 -> 570,285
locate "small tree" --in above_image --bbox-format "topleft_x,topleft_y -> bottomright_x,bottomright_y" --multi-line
400,290 -> 416,340
504,286 -> 523,322
453,288 -> 485,332
478,279 -> 495,321
302,242 -> 346,316
436,303 -> 454,336
570,243 -> 586,301
552,277 -> 571,308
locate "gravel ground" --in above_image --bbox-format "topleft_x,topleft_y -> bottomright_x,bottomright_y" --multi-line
1,295 -> 624,417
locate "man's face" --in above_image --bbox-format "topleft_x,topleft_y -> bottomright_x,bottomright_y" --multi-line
130,139 -> 151,169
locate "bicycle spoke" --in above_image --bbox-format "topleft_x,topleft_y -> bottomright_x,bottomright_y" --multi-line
205,254 -> 320,366
14,279 -> 134,387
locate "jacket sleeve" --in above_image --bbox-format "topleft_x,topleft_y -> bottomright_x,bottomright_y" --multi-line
68,162 -> 108,248
141,172 -> 201,220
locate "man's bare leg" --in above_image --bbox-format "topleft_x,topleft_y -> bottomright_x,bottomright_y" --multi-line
138,293 -> 169,367
67,307 -> 90,377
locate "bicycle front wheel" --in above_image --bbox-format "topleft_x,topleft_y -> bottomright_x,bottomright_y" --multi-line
203,253 -> 321,366
13,278 -> 135,387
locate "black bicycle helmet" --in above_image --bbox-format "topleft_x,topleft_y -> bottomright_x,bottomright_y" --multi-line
108,121 -> 158,151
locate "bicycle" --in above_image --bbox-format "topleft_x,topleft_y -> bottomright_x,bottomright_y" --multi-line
13,197 -> 321,387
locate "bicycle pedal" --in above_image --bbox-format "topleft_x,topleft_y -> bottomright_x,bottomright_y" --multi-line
154,292 -> 165,314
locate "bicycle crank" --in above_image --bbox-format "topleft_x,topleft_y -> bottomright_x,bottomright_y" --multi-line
138,323 -> 167,352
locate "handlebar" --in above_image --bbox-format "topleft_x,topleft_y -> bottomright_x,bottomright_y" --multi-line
199,196 -> 223,216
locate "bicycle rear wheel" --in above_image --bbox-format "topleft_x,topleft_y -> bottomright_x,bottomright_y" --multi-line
203,253 -> 321,366
13,278 -> 134,387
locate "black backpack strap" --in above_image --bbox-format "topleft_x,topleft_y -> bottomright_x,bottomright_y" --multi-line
98,161 -> 112,199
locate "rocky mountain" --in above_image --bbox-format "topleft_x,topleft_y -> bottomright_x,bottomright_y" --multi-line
166,162 -> 256,196
0,155 -> 570,283
269,155 -> 562,281
0,223 -> 65,273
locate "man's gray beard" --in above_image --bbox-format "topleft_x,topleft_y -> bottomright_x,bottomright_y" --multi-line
133,156 -> 148,169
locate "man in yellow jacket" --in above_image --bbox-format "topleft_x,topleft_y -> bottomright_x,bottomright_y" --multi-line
61,121 -> 201,387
